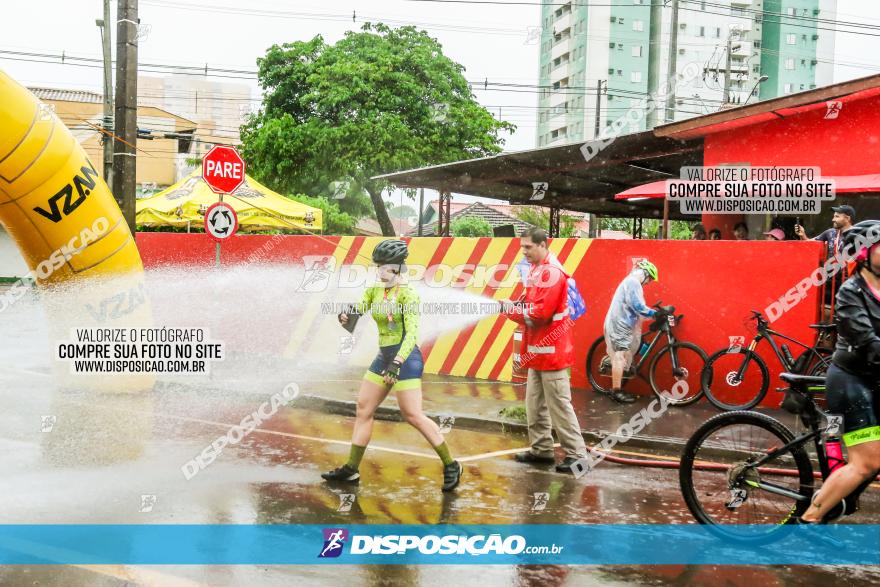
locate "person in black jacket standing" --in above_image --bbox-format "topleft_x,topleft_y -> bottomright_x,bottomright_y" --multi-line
801,220 -> 880,523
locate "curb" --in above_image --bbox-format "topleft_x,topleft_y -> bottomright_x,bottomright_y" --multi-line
296,393 -> 688,455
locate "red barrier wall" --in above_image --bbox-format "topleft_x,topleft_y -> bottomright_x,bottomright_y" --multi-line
700,89 -> 880,233
136,233 -> 825,405
565,239 -> 824,402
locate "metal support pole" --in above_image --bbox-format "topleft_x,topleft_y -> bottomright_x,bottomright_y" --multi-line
99,0 -> 114,185
549,207 -> 560,238
215,192 -> 223,267
632,217 -> 644,240
438,191 -> 451,236
662,197 -> 670,239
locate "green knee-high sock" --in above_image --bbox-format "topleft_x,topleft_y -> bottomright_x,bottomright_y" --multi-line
346,444 -> 367,470
433,441 -> 454,466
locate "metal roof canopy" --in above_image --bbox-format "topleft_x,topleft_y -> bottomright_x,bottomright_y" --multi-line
374,131 -> 703,220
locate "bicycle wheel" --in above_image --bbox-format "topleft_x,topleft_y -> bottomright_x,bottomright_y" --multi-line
701,348 -> 770,411
679,411 -> 814,542
800,348 -> 833,377
585,335 -> 613,394
648,342 -> 707,406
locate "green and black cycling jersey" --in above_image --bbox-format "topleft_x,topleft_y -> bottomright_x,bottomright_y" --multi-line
356,284 -> 420,356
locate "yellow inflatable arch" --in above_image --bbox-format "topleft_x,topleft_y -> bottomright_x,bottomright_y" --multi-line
1,70 -> 153,463
0,70 -> 143,280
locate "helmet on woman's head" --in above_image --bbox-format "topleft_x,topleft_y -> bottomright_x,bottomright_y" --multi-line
844,220 -> 880,276
372,239 -> 409,266
637,259 -> 658,282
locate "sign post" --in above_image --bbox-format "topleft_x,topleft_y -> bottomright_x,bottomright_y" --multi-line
201,145 -> 246,266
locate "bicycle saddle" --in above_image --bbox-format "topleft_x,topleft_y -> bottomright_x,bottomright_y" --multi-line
779,372 -> 826,387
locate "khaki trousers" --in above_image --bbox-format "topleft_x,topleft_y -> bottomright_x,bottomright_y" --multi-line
525,368 -> 587,459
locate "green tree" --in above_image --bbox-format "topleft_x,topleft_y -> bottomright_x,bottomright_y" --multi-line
450,216 -> 493,237
388,203 -> 417,220
513,207 -> 579,238
596,217 -> 694,239
241,23 -> 514,236
288,194 -> 357,234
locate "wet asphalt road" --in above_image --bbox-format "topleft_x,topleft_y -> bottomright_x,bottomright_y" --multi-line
2,375 -> 880,587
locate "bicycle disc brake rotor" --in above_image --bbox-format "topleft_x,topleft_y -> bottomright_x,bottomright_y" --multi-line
725,371 -> 743,386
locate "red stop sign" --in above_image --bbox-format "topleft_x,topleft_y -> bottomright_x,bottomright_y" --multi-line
202,145 -> 246,194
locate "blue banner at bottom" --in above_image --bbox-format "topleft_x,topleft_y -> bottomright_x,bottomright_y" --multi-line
0,524 -> 877,565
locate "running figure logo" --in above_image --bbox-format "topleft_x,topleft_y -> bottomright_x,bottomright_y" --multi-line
139,494 -> 157,513
337,494 -> 356,512
298,255 -> 336,292
339,335 -> 356,354
825,101 -> 843,120
530,182 -> 548,201
438,415 -> 455,434
728,336 -> 745,354
532,492 -> 550,511
319,528 -> 349,558
40,415 -> 57,432
825,414 -> 843,436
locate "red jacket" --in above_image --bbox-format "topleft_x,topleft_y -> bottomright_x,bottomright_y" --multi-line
504,255 -> 574,371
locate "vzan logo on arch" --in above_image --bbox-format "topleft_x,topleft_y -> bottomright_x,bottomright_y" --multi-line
34,161 -> 100,223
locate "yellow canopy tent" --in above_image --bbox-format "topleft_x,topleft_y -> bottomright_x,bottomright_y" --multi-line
136,170 -> 322,232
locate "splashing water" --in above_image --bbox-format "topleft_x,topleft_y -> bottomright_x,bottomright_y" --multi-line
3,263 -> 503,389
0,262 -> 511,522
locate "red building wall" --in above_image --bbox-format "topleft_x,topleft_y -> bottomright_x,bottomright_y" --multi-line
136,233 -> 824,406
700,89 -> 880,234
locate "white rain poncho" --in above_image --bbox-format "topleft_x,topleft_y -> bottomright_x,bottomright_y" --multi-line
603,268 -> 656,353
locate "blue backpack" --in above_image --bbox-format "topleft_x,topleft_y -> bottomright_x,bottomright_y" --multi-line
516,257 -> 586,320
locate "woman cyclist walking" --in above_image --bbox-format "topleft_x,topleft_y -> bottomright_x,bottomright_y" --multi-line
321,239 -> 463,492
800,220 -> 880,523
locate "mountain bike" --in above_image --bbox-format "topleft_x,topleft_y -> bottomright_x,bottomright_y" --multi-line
700,310 -> 834,411
585,302 -> 708,406
679,372 -> 875,542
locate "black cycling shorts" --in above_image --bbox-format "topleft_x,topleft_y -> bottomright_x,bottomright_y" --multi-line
825,364 -> 880,446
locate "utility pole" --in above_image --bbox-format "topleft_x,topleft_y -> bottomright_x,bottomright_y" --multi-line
96,0 -> 114,186
589,79 -> 606,238
593,79 -> 606,137
723,34 -> 733,105
664,0 -> 680,123
112,0 -> 138,235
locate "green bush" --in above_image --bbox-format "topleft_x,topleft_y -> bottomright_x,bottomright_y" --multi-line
451,216 -> 493,237
499,404 -> 527,422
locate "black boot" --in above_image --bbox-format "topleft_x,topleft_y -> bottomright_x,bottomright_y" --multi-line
321,464 -> 360,483
610,389 -> 637,404
442,461 -> 463,492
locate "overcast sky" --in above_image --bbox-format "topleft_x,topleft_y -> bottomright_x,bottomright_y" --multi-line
3,0 -> 880,205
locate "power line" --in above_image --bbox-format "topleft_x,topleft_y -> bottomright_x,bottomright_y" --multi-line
142,0 -> 534,37
404,0 -> 880,37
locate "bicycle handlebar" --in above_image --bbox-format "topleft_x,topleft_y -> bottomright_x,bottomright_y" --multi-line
750,310 -> 769,325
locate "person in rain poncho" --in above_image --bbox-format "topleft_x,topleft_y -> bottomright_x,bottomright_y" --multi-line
601,260 -> 665,404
